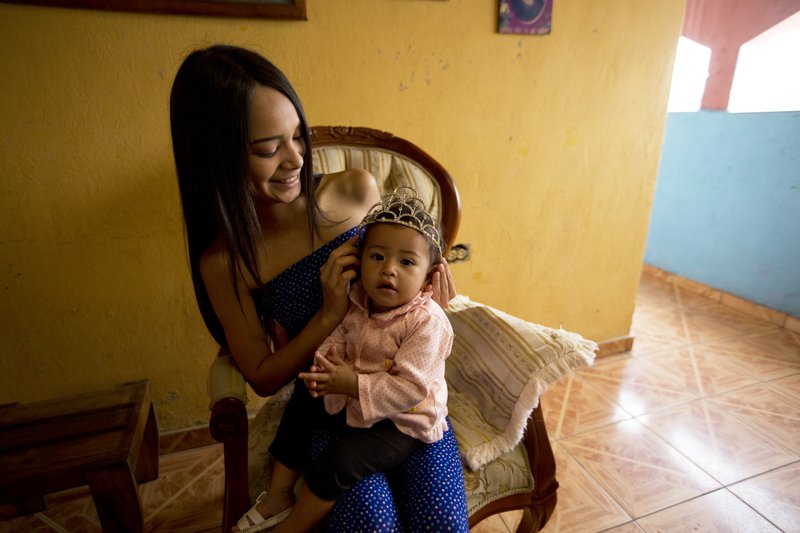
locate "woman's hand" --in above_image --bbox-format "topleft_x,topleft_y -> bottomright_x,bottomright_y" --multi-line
299,346 -> 358,399
428,258 -> 457,308
318,236 -> 360,326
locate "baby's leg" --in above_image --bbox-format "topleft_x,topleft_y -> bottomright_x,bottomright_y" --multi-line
271,484 -> 335,533
277,419 -> 422,532
238,378 -> 323,528
260,461 -> 298,518
307,419 -> 423,501
232,461 -> 297,531
310,426 -> 402,531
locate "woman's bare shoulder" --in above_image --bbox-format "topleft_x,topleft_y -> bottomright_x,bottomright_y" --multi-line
198,239 -> 229,285
317,168 -> 380,217
200,238 -> 263,290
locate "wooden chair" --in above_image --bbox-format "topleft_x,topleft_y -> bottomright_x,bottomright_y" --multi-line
208,126 -> 559,532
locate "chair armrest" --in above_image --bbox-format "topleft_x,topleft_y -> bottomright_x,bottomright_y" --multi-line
208,354 -> 251,530
208,354 -> 249,443
208,353 -> 249,409
524,404 -> 558,508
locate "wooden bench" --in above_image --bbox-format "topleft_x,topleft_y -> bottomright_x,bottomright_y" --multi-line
0,380 -> 159,532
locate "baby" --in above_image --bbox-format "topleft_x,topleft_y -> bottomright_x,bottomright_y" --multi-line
236,186 -> 454,532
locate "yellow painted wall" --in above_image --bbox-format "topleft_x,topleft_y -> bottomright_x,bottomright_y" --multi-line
0,0 -> 685,430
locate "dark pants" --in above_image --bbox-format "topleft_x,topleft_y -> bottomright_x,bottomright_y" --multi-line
269,379 -> 423,501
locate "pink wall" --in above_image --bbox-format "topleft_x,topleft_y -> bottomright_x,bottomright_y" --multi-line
682,0 -> 800,109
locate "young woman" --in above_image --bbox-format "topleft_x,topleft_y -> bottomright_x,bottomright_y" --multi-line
170,45 -> 468,532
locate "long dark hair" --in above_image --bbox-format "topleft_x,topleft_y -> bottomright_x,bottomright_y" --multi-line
170,45 -> 318,347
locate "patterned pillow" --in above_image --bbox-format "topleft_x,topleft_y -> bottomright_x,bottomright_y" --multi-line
445,296 -> 597,471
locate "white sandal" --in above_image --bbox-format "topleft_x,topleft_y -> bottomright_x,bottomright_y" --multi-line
236,491 -> 293,533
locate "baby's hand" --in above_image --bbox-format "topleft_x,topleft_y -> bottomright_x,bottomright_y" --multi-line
300,351 -> 324,397
298,347 -> 358,399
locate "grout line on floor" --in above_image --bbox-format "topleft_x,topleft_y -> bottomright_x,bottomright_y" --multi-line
32,512 -> 71,533
144,450 -> 225,523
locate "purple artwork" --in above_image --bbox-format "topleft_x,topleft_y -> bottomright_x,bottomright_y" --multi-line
498,0 -> 552,35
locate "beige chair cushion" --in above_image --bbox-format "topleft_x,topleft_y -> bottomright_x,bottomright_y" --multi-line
463,437 -> 534,516
207,352 -> 248,410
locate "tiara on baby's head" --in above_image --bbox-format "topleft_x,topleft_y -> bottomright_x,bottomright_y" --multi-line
360,186 -> 443,255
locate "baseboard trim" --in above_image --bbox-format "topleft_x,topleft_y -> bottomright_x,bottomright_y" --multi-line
642,264 -> 800,333
159,424 -> 216,455
159,414 -> 262,455
595,336 -> 634,358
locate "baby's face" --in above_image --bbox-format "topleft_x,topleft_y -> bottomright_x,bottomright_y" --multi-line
360,224 -> 433,313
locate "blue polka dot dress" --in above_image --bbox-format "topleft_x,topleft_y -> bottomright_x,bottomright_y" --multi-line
252,228 -> 470,532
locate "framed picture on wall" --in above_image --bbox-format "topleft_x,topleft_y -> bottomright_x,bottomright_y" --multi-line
498,0 -> 552,35
1,0 -> 307,19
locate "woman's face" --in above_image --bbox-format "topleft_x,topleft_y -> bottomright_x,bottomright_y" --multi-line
247,85 -> 305,204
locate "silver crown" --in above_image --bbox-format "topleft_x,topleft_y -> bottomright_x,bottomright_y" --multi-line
360,186 -> 443,255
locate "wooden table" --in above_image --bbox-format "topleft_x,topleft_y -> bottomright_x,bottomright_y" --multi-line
0,380 -> 159,532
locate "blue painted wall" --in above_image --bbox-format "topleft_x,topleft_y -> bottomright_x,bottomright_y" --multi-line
644,111 -> 800,317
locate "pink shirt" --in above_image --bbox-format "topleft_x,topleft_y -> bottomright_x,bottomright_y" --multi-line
319,282 -> 453,443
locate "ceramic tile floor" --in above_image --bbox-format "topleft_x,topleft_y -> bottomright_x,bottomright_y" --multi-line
2,270 -> 798,532
474,271 -> 800,533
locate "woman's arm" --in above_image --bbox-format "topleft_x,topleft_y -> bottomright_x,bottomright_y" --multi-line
200,237 -> 359,397
201,169 -> 379,397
